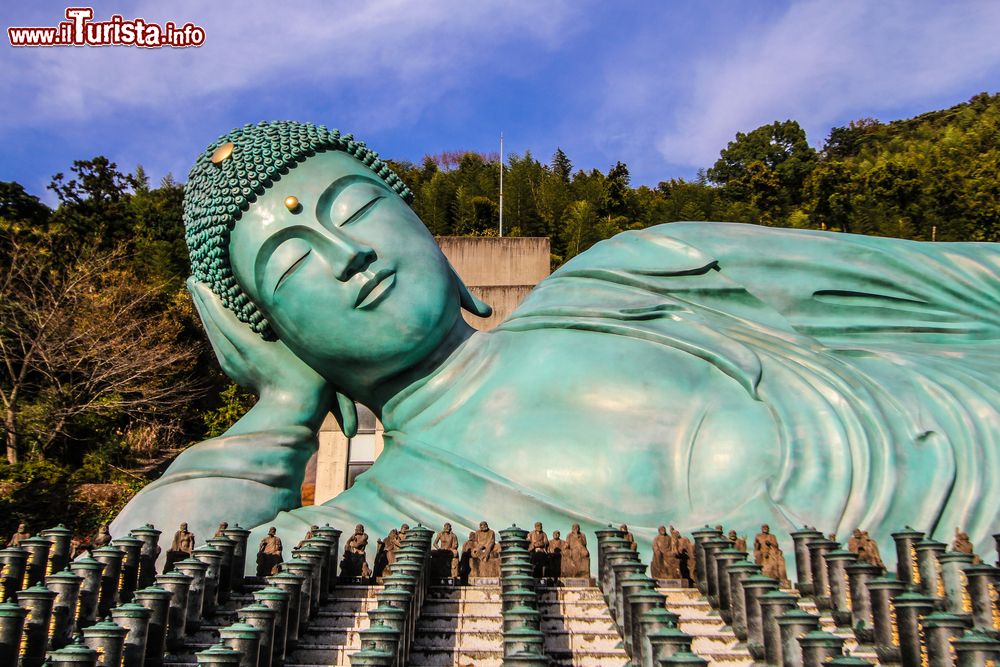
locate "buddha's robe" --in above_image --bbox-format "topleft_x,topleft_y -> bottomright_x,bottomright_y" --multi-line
112,222 -> 1000,572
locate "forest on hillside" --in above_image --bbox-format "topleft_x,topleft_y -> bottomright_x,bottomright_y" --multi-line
1,92 -> 998,541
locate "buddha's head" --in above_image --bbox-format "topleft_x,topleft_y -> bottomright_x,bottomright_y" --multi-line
184,121 -> 490,402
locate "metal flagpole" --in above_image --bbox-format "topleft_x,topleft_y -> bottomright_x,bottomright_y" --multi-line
499,132 -> 504,238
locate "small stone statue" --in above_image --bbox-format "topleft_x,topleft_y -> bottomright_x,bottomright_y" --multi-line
728,529 -> 747,552
753,524 -> 779,566
847,528 -> 863,554
460,530 -> 477,582
398,523 -> 409,543
528,522 -> 549,577
93,525 -> 112,549
563,524 -> 590,578
620,524 -> 638,551
760,540 -> 787,582
472,521 -> 499,578
256,526 -> 283,576
673,527 -> 694,581
340,524 -> 370,579
548,530 -> 566,578
375,528 -> 400,578
652,526 -> 679,580
432,523 -> 459,579
165,522 -> 196,572
953,528 -> 982,564
853,529 -> 885,569
214,522 -> 229,537
296,524 -> 319,549
8,523 -> 29,547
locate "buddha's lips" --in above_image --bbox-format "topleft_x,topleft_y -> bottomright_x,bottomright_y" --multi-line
355,269 -> 396,309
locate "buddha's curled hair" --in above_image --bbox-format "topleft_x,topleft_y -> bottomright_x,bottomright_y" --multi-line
183,120 -> 414,339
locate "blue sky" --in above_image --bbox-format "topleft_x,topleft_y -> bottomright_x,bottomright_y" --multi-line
2,1 -> 999,204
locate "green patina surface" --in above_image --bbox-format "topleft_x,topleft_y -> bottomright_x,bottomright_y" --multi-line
112,121 -> 1000,571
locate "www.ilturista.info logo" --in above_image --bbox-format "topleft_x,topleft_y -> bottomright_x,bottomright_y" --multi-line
8,7 -> 206,48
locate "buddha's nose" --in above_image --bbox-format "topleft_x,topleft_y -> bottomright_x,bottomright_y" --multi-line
334,242 -> 376,281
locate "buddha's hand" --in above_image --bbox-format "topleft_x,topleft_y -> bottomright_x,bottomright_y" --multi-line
188,278 -> 332,430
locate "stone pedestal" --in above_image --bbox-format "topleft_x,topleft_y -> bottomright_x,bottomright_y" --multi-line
111,602 -> 152,667
92,545 -> 125,617
894,591 -> 935,667
692,526 -> 722,595
134,585 -> 172,667
69,556 -> 104,628
846,561 -> 881,646
16,583 -> 57,667
19,536 -> 52,587
174,557 -> 208,632
112,536 -> 144,604
206,536 -> 236,600
798,630 -> 845,667
728,561 -> 762,642
716,547 -> 748,625
938,552 -> 975,621
0,601 -> 26,666
744,574 -> 780,661
82,618 -> 128,667
266,572 -> 305,648
195,643 -> 244,666
790,528 -> 824,597
914,539 -> 947,601
156,570 -> 192,651
130,524 -> 162,589
221,526 -> 252,589
41,525 -> 74,576
824,549 -> 857,628
0,547 -> 28,601
868,576 -> 906,665
807,539 -> 836,611
46,569 -> 83,649
239,604 -> 277,667
254,586 -> 291,665
219,622 -> 262,667
963,564 -> 1000,634
923,611 -> 969,667
777,609 -> 821,667
760,590 -> 799,667
193,545 -> 224,616
891,527 -> 925,588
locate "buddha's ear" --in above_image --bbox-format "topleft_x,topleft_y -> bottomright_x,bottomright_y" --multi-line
332,391 -> 358,438
454,267 -> 492,318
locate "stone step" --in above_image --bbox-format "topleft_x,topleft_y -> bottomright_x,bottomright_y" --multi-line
546,650 -> 630,667
407,648 -> 503,666
426,585 -> 501,602
419,612 -> 503,632
540,616 -> 618,634
543,629 -> 623,652
411,627 -> 504,650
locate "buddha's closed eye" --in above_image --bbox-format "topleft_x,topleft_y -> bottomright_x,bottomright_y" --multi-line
330,181 -> 385,227
267,237 -> 312,295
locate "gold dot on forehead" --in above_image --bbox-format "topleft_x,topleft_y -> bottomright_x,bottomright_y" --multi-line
284,195 -> 301,212
211,142 -> 234,165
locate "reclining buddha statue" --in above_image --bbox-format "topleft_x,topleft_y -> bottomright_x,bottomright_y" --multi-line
111,120 -> 1000,570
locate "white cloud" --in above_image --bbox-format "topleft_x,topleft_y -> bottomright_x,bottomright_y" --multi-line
635,0 -> 1000,169
0,0 -> 580,130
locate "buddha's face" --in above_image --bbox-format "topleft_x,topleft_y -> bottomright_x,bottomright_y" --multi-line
229,151 -> 460,388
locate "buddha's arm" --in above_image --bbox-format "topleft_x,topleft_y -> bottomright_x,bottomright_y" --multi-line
110,280 -> 332,548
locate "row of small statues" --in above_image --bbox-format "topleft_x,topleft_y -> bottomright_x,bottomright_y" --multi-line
336,520 -> 595,582
647,522 -> 980,583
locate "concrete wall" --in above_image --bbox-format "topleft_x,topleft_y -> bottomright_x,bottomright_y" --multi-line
310,236 -> 550,503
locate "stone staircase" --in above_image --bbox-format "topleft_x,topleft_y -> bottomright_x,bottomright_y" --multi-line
659,586 -> 752,665
163,583 -> 380,667
658,586 -> 880,666
409,584 -> 504,666
539,584 -> 629,666
286,584 -> 381,666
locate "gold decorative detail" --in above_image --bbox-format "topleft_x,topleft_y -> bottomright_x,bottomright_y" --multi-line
284,196 -> 300,212
211,142 -> 235,165
911,546 -> 920,584
890,598 -> 900,646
